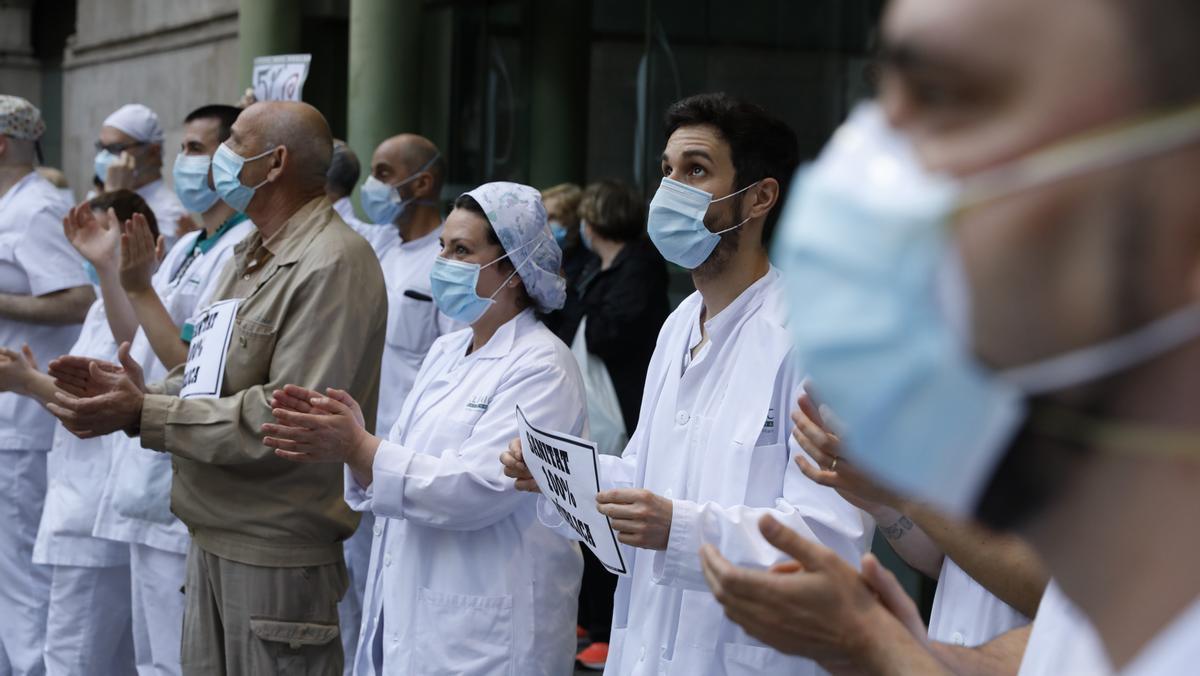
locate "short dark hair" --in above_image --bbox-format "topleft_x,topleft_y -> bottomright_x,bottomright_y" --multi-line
580,179 -> 645,243
326,141 -> 361,199
665,93 -> 800,244
89,189 -> 160,239
183,104 -> 241,144
1109,0 -> 1200,107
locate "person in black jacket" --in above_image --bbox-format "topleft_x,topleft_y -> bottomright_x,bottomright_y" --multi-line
552,179 -> 669,433
552,179 -> 669,670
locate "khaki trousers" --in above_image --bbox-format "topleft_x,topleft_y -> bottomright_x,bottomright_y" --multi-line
181,543 -> 348,676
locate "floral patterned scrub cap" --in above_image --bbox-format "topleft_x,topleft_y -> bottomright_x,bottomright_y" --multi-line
462,181 -> 567,312
0,95 -> 45,141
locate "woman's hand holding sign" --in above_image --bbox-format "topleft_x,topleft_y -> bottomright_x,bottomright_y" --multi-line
263,384 -> 381,487
500,437 -> 541,493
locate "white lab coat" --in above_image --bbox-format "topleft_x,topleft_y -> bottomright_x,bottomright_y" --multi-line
540,268 -> 873,676
375,226 -> 459,433
1123,595 -> 1200,675
33,300 -> 125,568
136,179 -> 188,253
92,218 -> 253,553
0,170 -> 88,450
333,196 -> 396,256
345,309 -> 586,676
1018,581 -> 1110,676
927,558 -> 1028,647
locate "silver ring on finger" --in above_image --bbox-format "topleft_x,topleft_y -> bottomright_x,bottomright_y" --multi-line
830,457 -> 838,472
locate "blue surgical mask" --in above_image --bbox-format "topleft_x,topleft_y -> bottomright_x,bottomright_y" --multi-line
173,153 -> 220,213
775,101 -> 1200,515
94,149 -> 117,184
578,220 -> 593,251
360,175 -> 408,224
549,219 -> 568,248
429,241 -> 537,324
647,177 -> 755,269
359,153 -> 442,224
211,143 -> 275,212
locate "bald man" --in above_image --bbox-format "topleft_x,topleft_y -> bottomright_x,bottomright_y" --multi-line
333,133 -> 459,669
47,101 -> 387,674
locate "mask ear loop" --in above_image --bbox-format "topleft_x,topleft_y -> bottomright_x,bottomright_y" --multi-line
483,239 -> 544,301
959,101 -> 1200,211
711,180 -> 761,236
240,145 -> 279,191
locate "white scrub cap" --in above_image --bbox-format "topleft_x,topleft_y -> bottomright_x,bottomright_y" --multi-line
102,103 -> 164,144
463,181 -> 566,312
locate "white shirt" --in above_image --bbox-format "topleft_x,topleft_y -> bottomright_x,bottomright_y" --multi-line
92,216 -> 253,554
374,226 -> 458,433
541,268 -> 873,676
334,196 -> 396,256
1122,596 -> 1200,675
345,309 -> 586,676
32,298 -> 127,567
0,171 -> 89,450
1019,581 -> 1111,676
137,178 -> 188,252
928,558 -> 1029,647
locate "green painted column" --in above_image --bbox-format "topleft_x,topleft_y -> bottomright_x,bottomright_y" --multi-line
347,0 -> 422,197
237,0 -> 302,91
528,0 -> 591,188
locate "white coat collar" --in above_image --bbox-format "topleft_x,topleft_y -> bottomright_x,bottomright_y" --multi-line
464,307 -> 536,362
687,266 -> 781,353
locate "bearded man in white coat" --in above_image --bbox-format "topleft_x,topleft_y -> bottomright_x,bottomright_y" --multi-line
504,93 -> 873,676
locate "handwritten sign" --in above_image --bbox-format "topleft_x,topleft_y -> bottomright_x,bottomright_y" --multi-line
517,406 -> 628,575
180,299 -> 240,399
252,54 -> 312,102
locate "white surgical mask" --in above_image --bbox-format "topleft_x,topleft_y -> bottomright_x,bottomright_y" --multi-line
775,101 -> 1200,515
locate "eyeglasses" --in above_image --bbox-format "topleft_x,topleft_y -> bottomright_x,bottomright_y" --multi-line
93,140 -> 145,154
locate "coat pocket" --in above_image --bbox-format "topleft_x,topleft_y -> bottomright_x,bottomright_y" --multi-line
412,588 -> 514,676
249,617 -> 340,675
722,641 -> 811,676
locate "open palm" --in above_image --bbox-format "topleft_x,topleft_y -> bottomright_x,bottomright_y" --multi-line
63,203 -> 119,267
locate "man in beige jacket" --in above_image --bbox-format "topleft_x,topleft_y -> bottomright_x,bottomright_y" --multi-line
48,101 -> 386,674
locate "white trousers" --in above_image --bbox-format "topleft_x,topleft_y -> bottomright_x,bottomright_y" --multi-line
129,543 -> 186,676
338,512 -> 374,676
44,564 -> 135,675
0,450 -> 50,676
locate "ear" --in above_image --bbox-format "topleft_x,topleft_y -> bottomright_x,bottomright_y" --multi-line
745,177 -> 780,221
411,171 -> 435,200
266,146 -> 288,182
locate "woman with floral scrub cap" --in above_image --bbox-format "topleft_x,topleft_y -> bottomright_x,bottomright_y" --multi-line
262,181 -> 587,676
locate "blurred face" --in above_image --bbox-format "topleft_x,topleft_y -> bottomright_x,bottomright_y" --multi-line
98,125 -> 160,168
879,0 -> 1174,372
370,141 -> 434,203
439,207 -> 520,315
180,118 -> 222,158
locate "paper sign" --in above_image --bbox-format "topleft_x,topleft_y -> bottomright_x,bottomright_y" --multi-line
252,54 -> 312,102
517,406 -> 628,575
180,299 -> 240,399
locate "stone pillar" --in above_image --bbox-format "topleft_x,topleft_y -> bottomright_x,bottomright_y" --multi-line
237,0 -> 302,91
346,0 -> 422,192
528,0 -> 591,188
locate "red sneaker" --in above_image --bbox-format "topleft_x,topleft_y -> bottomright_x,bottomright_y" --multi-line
576,625 -> 588,639
576,642 -> 609,671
